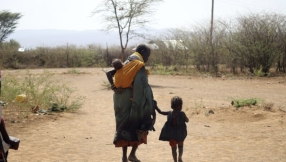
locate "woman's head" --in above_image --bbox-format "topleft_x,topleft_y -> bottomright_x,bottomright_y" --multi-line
136,44 -> 151,63
171,96 -> 183,111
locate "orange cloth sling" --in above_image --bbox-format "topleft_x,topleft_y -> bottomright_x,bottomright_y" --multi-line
114,60 -> 144,88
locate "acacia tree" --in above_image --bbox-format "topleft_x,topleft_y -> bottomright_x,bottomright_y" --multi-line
0,10 -> 22,43
93,0 -> 163,61
276,15 -> 286,73
231,13 -> 282,73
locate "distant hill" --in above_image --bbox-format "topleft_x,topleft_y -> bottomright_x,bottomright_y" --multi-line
7,28 -> 170,49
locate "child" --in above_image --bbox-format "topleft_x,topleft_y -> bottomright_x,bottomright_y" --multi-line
155,96 -> 189,162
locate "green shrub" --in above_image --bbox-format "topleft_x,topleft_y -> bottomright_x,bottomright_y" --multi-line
0,70 -> 84,114
254,66 -> 269,77
231,98 -> 264,108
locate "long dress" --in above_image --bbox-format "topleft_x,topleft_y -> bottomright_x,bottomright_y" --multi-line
113,66 -> 155,147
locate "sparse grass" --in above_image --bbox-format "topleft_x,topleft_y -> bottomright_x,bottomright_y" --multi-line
0,70 -> 85,116
194,99 -> 205,109
150,64 -> 191,76
277,104 -> 286,112
262,102 -> 274,111
65,68 -> 82,74
254,66 -> 270,77
101,81 -> 111,90
204,110 -> 215,117
205,111 -> 210,116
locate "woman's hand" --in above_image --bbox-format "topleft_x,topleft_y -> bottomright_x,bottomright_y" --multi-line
112,85 -> 124,94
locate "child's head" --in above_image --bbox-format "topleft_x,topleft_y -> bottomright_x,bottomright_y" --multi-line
171,96 -> 183,111
111,59 -> 123,70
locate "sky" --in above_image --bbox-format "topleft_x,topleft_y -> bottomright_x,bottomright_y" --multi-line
1,0 -> 286,31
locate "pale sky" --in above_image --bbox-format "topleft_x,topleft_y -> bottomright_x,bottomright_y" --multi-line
1,0 -> 286,31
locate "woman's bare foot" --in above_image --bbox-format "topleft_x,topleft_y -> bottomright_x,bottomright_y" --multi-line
128,155 -> 141,162
122,158 -> 128,162
178,157 -> 183,162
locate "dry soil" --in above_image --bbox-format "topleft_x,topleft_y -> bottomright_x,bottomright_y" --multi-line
2,68 -> 286,162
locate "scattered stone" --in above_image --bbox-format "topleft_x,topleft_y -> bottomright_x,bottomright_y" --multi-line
38,109 -> 47,114
253,113 -> 262,117
51,103 -> 67,111
32,106 -> 39,113
208,110 -> 214,114
0,101 -> 8,106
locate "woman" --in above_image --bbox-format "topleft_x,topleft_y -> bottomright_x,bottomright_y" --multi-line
106,44 -> 156,162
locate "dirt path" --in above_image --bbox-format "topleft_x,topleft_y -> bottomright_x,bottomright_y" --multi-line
3,68 -> 286,162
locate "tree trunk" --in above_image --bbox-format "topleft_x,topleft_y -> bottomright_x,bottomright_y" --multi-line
121,48 -> 125,61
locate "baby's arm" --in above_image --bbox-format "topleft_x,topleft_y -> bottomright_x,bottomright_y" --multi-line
106,69 -> 116,89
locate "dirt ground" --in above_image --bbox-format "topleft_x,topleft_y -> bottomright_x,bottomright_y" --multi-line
2,68 -> 286,162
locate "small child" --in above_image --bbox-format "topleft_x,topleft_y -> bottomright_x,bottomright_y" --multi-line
155,96 -> 189,162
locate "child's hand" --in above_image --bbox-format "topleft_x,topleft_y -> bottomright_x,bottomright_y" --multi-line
153,101 -> 160,111
153,100 -> 157,107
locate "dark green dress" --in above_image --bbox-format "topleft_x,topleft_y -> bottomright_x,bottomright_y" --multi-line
113,66 -> 155,145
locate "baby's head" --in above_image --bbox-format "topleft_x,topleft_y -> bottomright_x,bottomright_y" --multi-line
171,96 -> 183,111
111,59 -> 123,70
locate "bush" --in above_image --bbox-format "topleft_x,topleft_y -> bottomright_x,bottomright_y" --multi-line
231,98 -> 264,108
0,70 -> 84,115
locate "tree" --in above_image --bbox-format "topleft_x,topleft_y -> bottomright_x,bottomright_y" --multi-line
232,13 -> 282,73
92,0 -> 163,61
0,10 -> 22,43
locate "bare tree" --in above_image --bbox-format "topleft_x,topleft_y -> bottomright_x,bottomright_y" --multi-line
92,0 -> 163,60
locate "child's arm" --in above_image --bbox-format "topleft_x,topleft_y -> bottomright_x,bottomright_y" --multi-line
154,101 -> 169,115
106,69 -> 116,89
182,112 -> 189,123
